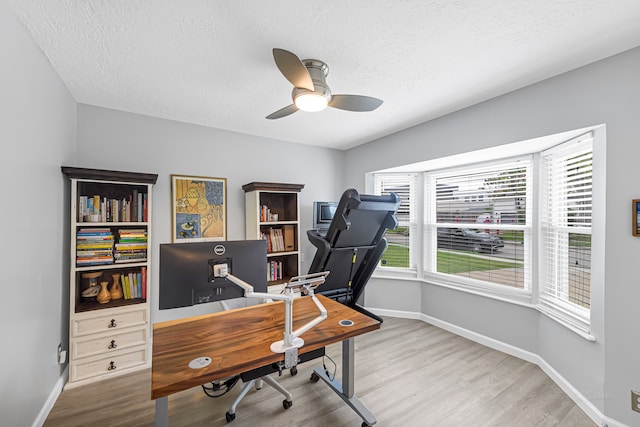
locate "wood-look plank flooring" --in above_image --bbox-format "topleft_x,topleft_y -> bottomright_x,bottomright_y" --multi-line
44,317 -> 596,426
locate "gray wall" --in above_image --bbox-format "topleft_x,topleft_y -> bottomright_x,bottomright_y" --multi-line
0,1 -> 77,426
345,47 -> 640,425
75,105 -> 345,323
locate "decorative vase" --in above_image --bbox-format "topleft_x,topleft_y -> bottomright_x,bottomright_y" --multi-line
97,281 -> 111,304
110,273 -> 123,300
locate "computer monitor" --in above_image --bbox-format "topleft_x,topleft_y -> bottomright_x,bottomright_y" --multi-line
159,240 -> 267,310
312,201 -> 338,231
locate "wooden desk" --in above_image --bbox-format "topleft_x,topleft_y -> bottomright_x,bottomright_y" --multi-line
152,295 -> 380,426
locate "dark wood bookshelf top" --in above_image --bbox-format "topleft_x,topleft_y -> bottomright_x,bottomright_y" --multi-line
62,166 -> 158,184
242,182 -> 304,193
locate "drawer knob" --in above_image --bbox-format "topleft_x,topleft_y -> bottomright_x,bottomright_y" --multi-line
108,319 -> 117,328
108,361 -> 117,371
108,340 -> 117,349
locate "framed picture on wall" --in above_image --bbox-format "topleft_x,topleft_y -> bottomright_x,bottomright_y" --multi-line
634,199 -> 640,236
171,174 -> 227,242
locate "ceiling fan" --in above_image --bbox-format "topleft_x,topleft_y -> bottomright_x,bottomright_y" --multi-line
266,48 -> 383,120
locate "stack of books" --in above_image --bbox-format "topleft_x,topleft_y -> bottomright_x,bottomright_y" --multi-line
114,229 -> 147,263
76,228 -> 114,265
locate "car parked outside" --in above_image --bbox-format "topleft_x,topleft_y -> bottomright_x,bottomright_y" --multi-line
437,228 -> 504,253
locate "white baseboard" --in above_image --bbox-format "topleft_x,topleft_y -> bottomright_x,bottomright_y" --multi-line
33,366 -> 68,427
368,307 -> 615,427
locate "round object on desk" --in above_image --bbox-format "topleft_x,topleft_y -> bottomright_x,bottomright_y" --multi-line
188,357 -> 212,369
339,319 -> 354,327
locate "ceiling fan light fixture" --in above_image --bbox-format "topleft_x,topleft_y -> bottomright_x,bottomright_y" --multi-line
294,92 -> 328,112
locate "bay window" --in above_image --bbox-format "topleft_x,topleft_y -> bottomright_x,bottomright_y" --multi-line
372,131 -> 594,332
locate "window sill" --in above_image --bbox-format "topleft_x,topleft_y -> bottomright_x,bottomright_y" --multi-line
536,304 -> 595,341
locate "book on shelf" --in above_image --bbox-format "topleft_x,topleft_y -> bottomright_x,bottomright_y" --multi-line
121,274 -> 130,299
76,249 -> 113,257
136,271 -> 142,299
77,235 -> 113,241
77,228 -> 112,235
115,243 -> 147,249
77,257 -> 113,266
141,266 -> 147,299
283,225 -> 295,251
114,258 -> 147,264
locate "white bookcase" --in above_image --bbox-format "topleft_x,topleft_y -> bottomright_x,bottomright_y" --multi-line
243,182 -> 304,291
62,167 -> 157,388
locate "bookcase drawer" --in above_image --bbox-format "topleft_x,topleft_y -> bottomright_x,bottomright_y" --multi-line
72,308 -> 147,337
70,347 -> 148,383
72,327 -> 148,359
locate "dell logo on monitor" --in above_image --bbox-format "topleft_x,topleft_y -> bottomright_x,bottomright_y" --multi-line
213,245 -> 226,256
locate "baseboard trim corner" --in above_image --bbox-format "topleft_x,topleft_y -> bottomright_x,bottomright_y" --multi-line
32,366 -> 68,427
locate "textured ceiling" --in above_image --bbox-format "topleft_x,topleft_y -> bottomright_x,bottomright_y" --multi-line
7,1 -> 640,150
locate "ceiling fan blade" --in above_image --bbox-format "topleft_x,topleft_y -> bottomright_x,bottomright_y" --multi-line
272,48 -> 314,91
266,104 -> 299,120
329,94 -> 383,112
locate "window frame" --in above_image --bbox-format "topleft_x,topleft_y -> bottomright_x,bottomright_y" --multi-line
373,172 -> 420,278
369,129 -> 597,337
421,156 -> 534,304
536,133 -> 593,334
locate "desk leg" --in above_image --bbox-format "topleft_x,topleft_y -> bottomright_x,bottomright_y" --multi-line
155,396 -> 168,427
312,338 -> 377,426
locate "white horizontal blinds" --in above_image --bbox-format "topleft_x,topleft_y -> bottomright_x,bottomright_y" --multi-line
434,160 -> 530,227
540,133 -> 593,330
374,173 -> 417,269
432,159 -> 531,290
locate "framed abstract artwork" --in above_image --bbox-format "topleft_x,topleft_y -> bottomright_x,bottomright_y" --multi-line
171,174 -> 227,242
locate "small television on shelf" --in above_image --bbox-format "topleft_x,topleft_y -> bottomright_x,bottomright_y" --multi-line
159,240 -> 267,310
313,201 -> 338,231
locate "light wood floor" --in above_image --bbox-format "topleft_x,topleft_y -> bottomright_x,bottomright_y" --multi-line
45,317 -> 595,426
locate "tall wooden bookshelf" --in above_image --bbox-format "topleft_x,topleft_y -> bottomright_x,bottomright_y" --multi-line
243,182 -> 304,290
62,167 -> 157,388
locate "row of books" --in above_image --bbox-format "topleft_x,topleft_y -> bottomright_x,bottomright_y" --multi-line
76,228 -> 147,266
260,205 -> 274,222
267,260 -> 285,282
260,205 -> 288,222
119,268 -> 146,299
260,225 -> 295,253
78,190 -> 148,223
260,228 -> 285,252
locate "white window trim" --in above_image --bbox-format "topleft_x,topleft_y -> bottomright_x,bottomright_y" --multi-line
368,126 -> 601,340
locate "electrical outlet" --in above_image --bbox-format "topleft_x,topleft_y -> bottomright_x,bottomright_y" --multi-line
57,343 -> 67,364
631,390 -> 640,413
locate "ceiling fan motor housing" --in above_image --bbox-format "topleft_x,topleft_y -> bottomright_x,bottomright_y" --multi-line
292,59 -> 331,102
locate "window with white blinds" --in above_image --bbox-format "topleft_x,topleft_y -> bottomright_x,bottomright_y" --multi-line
374,173 -> 417,270
539,133 -> 593,332
370,129 -> 595,333
425,159 -> 532,291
